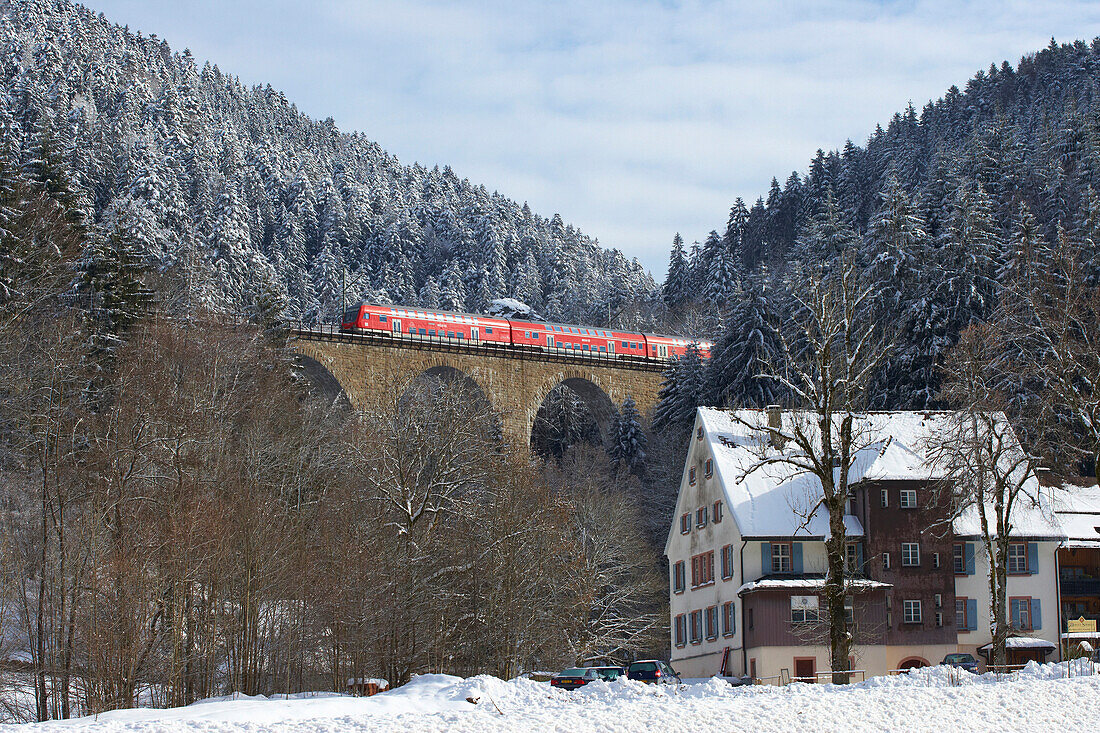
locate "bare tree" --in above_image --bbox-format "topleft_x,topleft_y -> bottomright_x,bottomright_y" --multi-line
926,323 -> 1044,669
734,260 -> 892,682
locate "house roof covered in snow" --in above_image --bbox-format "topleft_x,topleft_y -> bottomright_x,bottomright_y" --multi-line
1053,480 -> 1100,549
737,575 -> 891,595
692,407 -> 1064,543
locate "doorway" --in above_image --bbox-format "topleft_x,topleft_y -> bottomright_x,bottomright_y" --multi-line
794,657 -> 816,683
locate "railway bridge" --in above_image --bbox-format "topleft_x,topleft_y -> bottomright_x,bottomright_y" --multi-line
290,325 -> 666,448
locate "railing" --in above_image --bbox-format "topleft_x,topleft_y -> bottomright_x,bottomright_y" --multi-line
1060,578 -> 1100,596
758,669 -> 867,686
289,321 -> 667,373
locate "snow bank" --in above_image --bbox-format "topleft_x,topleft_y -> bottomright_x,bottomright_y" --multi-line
8,664 -> 1100,732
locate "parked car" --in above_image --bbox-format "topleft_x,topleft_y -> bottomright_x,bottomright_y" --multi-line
589,666 -> 627,681
627,659 -> 681,684
941,653 -> 980,673
550,666 -> 627,690
550,667 -> 594,690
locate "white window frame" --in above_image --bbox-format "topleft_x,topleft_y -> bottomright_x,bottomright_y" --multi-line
900,489 -> 917,509
903,599 -> 922,624
1007,542 -> 1028,574
772,542 -> 792,573
880,488 -> 889,508
882,552 -> 891,570
901,542 -> 920,567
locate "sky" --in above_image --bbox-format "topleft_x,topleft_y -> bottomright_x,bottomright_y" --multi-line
89,0 -> 1100,278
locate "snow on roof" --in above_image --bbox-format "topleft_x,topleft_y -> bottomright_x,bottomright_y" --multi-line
697,408 -> 1064,541
1053,480 -> 1100,547
979,637 -> 1057,651
738,576 -> 891,595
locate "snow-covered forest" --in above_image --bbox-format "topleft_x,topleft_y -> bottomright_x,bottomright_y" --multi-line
0,0 -> 655,325
661,38 -> 1100,412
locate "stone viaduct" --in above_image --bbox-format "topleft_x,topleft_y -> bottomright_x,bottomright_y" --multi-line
290,328 -> 665,448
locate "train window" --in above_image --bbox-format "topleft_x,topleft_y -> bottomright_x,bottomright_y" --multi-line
378,315 -> 387,322
622,341 -> 629,348
631,343 -> 637,349
429,329 -> 436,336
447,332 -> 454,338
485,327 -> 493,334
409,326 -> 415,333
457,333 -> 464,339
525,331 -> 531,338
599,346 -> 606,352
583,345 -> 590,351
419,329 -> 426,335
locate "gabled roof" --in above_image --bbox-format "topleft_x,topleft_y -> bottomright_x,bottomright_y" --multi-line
688,407 -> 1064,544
1053,480 -> 1100,549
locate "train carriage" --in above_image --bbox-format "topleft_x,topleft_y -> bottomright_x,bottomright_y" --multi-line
340,301 -> 709,363
343,303 -> 510,344
644,333 -> 713,360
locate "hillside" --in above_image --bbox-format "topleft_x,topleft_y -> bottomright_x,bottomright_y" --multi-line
664,38 -> 1100,409
0,0 -> 655,324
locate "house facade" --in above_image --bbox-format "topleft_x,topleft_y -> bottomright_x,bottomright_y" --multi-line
1053,479 -> 1100,653
665,407 -> 1065,681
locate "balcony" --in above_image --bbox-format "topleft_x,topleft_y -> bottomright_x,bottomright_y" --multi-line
1061,578 -> 1100,597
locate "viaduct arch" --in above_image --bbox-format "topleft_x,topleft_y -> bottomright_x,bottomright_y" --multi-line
290,330 -> 664,448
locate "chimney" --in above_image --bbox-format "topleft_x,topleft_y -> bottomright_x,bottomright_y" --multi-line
766,405 -> 782,448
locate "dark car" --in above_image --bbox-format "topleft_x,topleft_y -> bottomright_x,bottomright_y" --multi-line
941,653 -> 980,673
550,666 -> 625,690
627,659 -> 681,684
550,667 -> 594,690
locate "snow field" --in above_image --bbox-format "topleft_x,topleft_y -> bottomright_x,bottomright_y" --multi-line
5,662 -> 1099,732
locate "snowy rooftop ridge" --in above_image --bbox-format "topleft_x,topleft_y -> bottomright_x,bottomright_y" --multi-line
1053,480 -> 1100,548
738,575 -> 891,595
695,407 -> 1064,542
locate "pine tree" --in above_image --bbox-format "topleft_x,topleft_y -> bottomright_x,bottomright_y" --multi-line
662,233 -> 689,308
608,396 -> 647,475
706,273 -> 784,407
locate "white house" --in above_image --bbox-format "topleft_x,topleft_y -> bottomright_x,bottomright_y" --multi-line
665,407 -> 1065,682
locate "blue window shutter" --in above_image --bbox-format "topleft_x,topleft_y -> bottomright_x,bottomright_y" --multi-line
1028,542 -> 1039,575
761,543 -> 771,575
967,599 -> 978,631
1031,599 -> 1041,630
792,543 -> 803,574
965,543 -> 976,575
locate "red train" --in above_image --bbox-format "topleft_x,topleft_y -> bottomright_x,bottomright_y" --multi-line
339,303 -> 712,361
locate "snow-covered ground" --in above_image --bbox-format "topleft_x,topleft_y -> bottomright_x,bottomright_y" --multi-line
4,662 -> 1099,732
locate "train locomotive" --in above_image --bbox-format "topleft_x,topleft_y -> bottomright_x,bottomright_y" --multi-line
339,302 -> 712,362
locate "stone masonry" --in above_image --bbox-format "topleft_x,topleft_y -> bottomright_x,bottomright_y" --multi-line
292,333 -> 664,448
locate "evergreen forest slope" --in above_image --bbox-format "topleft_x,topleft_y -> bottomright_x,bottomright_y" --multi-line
664,37 -> 1100,410
0,0 -> 655,325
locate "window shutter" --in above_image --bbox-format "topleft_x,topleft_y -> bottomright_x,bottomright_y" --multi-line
856,543 -> 864,574
1031,599 -> 1041,630
1028,542 -> 1039,575
966,599 -> 978,630
761,543 -> 771,575
965,542 -> 976,575
792,543 -> 803,574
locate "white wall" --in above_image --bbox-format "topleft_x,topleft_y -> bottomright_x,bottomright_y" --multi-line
953,539 -> 1061,661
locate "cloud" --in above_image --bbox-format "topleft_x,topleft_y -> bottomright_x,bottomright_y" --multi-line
92,0 -> 1100,277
